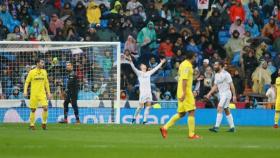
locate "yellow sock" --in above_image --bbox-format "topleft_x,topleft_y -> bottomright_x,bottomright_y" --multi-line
275,112 -> 280,125
42,110 -> 48,124
163,114 -> 180,130
29,112 -> 35,126
188,116 -> 195,137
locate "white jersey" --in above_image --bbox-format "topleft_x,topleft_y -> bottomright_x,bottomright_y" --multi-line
214,69 -> 233,97
130,62 -> 163,103
266,87 -> 276,102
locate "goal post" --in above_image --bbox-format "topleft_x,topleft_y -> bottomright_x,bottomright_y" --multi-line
0,41 -> 121,124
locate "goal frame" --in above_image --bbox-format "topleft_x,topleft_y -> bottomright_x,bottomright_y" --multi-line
0,41 -> 121,124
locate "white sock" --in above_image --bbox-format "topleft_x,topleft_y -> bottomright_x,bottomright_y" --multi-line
215,113 -> 223,128
133,106 -> 142,119
226,114 -> 235,128
143,106 -> 151,122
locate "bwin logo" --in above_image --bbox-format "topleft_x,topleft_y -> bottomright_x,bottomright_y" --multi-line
3,109 -> 44,123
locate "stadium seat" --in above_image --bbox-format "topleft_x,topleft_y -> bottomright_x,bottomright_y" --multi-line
235,102 -> 246,109
196,101 -> 206,109
218,31 -> 230,45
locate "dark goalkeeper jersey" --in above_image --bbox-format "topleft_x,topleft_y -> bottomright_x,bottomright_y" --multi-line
65,71 -> 79,97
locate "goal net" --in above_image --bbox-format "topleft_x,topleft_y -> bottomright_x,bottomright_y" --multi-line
0,41 -> 121,124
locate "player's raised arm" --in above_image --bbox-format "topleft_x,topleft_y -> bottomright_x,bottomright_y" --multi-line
130,60 -> 139,74
206,84 -> 218,99
23,71 -> 32,97
126,55 -> 141,75
147,58 -> 166,75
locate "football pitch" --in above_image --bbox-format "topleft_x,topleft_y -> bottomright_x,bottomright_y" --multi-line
0,124 -> 279,158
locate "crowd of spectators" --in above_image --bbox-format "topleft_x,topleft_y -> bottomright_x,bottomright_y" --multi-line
0,0 -> 279,108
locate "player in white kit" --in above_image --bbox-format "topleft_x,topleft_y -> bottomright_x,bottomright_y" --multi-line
206,61 -> 236,132
126,55 -> 166,124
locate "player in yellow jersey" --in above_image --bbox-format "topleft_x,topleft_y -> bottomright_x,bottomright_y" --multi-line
274,69 -> 280,128
24,58 -> 52,130
160,52 -> 201,139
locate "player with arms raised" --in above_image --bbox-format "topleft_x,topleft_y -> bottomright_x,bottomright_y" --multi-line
160,52 -> 201,139
126,55 -> 166,124
206,61 -> 236,132
24,58 -> 52,130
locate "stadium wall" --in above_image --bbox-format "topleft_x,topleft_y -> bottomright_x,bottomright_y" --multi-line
0,107 -> 275,126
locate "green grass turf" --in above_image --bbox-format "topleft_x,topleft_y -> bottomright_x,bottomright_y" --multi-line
0,124 -> 279,158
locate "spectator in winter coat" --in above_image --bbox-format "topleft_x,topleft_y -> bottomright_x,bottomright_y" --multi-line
252,9 -> 264,30
86,1 -> 101,26
8,86 -> 24,100
232,70 -> 244,96
224,30 -> 244,61
229,0 -> 246,22
242,48 -> 258,87
230,16 -> 246,38
49,13 -> 64,35
74,1 -> 87,22
111,1 -> 122,14
245,17 -> 260,37
124,35 -> 138,55
158,38 -> 174,58
126,0 -> 143,15
37,28 -> 51,41
137,21 -> 157,50
60,2 -> 74,18
0,5 -> 13,29
262,17 -> 278,40
252,61 -> 271,94
207,9 -> 224,38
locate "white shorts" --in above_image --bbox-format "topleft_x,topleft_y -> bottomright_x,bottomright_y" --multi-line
218,95 -> 231,109
139,93 -> 152,104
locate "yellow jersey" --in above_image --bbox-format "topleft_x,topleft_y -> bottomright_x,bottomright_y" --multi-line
276,77 -> 280,103
177,60 -> 194,99
24,68 -> 50,97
